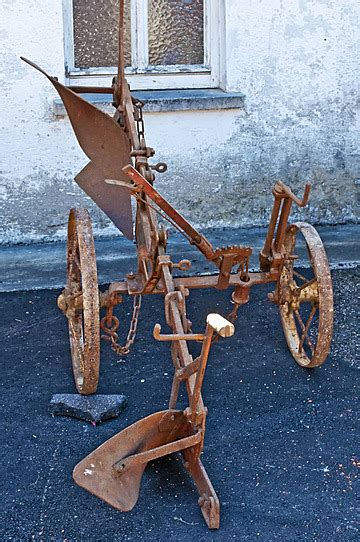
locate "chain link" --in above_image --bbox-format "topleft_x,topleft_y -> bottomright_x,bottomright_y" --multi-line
101,295 -> 142,356
133,98 -> 145,144
99,97 -> 146,358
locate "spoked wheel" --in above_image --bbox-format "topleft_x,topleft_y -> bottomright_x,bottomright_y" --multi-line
278,222 -> 333,368
66,208 -> 100,394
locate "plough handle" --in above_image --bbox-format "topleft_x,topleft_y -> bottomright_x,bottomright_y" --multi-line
206,313 -> 235,337
153,324 -> 204,341
153,314 -> 234,342
190,315 -> 234,423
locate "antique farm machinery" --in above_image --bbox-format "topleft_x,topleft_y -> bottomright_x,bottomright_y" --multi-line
21,3 -> 333,529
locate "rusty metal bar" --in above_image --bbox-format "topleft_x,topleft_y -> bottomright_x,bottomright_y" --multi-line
106,271 -> 279,300
113,431 -> 202,472
189,323 -> 214,423
158,248 -> 206,413
67,86 -> 114,94
123,166 -> 217,262
260,195 -> 282,264
116,0 -> 126,108
153,323 -> 204,342
274,197 -> 292,253
275,181 -> 311,207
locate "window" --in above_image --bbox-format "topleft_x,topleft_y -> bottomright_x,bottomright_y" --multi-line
63,0 -> 224,90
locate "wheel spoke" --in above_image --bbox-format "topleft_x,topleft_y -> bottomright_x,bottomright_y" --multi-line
69,318 -> 85,372
298,304 -> 317,353
294,309 -> 314,355
297,277 -> 316,291
298,279 -> 318,303
293,270 -> 310,283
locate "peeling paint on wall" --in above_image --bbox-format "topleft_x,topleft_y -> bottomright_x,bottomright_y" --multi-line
0,0 -> 359,245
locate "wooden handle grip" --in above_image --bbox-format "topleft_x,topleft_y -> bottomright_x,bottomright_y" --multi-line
206,313 -> 235,337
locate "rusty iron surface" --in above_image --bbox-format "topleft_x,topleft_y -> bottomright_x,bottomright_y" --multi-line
67,165 -> 333,528
73,410 -> 196,512
21,4 -> 334,528
20,57 -> 134,240
75,161 -> 133,241
64,208 -> 100,395
277,222 -> 334,367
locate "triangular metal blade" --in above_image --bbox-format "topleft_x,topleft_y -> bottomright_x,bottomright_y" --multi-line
75,162 -> 133,240
21,57 -> 134,239
73,410 -> 192,511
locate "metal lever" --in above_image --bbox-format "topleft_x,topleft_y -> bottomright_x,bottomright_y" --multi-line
153,314 -> 234,342
188,314 -> 234,424
153,324 -> 204,342
274,181 -> 311,207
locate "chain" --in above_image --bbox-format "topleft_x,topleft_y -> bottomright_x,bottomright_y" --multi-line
101,295 -> 142,356
133,98 -> 145,145
99,97 -> 145,358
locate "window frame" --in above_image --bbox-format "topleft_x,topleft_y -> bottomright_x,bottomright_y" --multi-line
62,0 -> 225,90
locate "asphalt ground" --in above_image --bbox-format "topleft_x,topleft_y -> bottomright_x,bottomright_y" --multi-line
0,264 -> 359,541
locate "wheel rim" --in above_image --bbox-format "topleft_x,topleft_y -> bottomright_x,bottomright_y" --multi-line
67,208 -> 100,394
279,222 -> 333,367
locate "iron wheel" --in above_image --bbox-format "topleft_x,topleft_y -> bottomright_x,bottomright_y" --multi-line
278,222 -> 333,367
66,208 -> 100,394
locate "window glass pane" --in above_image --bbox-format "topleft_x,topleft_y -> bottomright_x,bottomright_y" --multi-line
148,0 -> 204,66
73,0 -> 131,68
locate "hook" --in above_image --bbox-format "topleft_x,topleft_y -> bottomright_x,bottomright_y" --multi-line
150,162 -> 168,173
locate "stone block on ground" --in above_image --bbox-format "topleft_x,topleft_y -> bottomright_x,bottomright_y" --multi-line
49,394 -> 127,423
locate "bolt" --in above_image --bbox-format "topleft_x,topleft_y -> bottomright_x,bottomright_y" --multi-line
198,495 -> 208,507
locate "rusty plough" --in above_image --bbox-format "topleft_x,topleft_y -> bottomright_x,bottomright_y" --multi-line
21,2 -> 333,529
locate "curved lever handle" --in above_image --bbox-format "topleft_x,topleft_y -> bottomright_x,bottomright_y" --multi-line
274,181 -> 311,207
153,314 -> 235,342
153,323 -> 204,342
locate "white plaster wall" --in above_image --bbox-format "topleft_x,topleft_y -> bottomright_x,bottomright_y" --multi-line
0,0 -> 359,244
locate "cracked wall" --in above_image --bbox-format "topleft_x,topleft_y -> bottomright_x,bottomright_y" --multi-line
0,0 -> 359,245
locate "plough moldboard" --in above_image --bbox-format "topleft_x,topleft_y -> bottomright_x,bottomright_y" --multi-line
21,2 -> 334,530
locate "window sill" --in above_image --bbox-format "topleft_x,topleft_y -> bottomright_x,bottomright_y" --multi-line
53,88 -> 245,117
